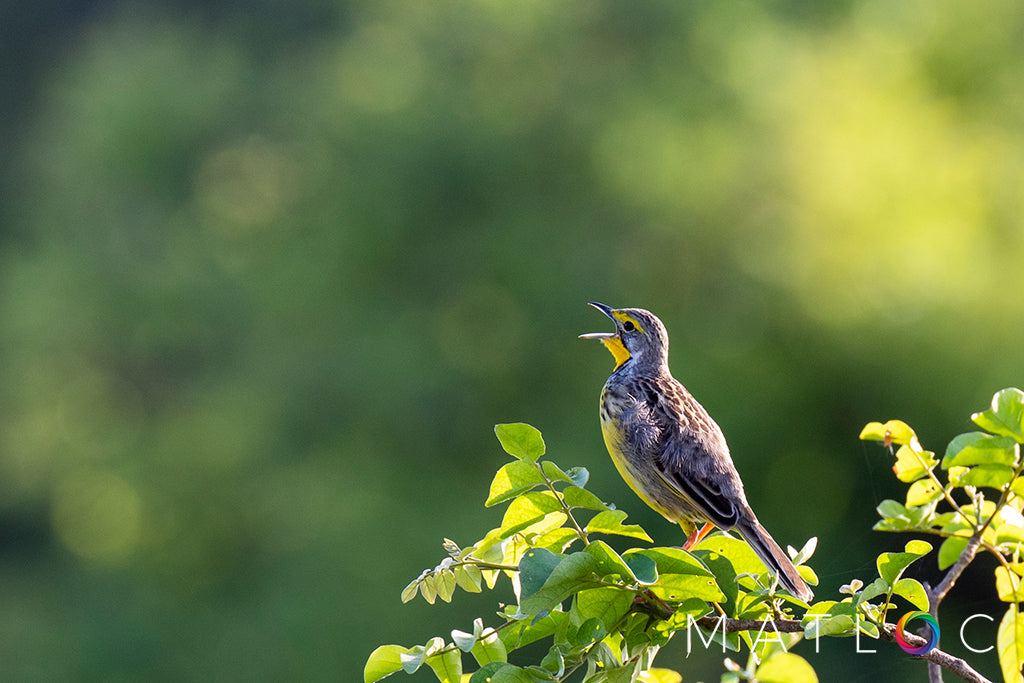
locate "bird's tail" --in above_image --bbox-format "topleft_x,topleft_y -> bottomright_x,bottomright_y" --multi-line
734,515 -> 814,603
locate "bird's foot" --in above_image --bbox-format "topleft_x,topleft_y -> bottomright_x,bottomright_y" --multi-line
682,521 -> 715,550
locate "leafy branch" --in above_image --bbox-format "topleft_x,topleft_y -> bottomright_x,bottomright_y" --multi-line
859,388 -> 1024,683
367,423 -> 817,683
366,388 -> 1024,683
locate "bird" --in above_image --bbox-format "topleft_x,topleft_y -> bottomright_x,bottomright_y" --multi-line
580,302 -> 813,602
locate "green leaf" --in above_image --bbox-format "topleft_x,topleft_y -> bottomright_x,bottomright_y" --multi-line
973,388 -> 1024,441
804,613 -> 856,638
638,669 -> 683,683
995,566 -> 1024,602
857,577 -> 889,604
905,479 -> 942,506
566,466 -> 590,488
948,466 -> 969,487
860,420 -> 917,446
858,620 -> 879,639
364,645 -> 412,683
876,499 -> 910,525
876,499 -> 909,518
401,576 -> 421,603
997,604 -> 1024,683
454,564 -> 483,593
519,548 -> 562,600
573,616 -> 608,647
937,535 -> 969,570
958,464 -> 1015,490
420,575 -> 437,604
469,663 -> 534,683
600,666 -> 637,683
650,573 -> 725,602
893,578 -> 929,611
892,445 -> 936,482
471,627 -> 507,666
625,553 -> 658,584
695,535 -> 769,577
876,540 -> 931,587
498,610 -> 564,651
584,540 -> 638,581
627,546 -> 714,577
562,486 -> 607,511
930,511 -> 960,526
500,491 -> 563,538
539,647 -> 565,677
435,569 -> 456,603
486,461 -> 546,507
469,662 -> 504,683
451,629 -> 475,653
943,432 -> 1020,468
797,564 -> 819,587
540,460 -> 574,484
424,638 -> 462,683
873,519 -> 907,532
519,552 -> 599,615
754,652 -> 819,683
692,535 -> 764,608
790,537 -> 818,566
574,586 -> 633,630
532,528 -> 579,553
996,519 -> 1024,546
494,423 -> 546,463
400,645 -> 425,674
585,509 -> 652,542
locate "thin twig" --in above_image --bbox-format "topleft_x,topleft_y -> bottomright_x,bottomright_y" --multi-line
536,463 -> 590,545
923,533 -> 984,683
931,533 -> 982,604
906,444 -> 973,527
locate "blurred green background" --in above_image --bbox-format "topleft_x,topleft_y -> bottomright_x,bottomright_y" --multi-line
2,1 -> 1022,680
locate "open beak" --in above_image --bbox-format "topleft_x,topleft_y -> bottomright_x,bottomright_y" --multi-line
579,301 -> 618,340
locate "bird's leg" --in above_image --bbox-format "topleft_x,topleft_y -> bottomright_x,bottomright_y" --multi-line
683,522 -> 715,550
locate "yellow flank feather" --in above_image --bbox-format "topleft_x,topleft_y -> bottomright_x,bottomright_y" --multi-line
599,410 -> 676,522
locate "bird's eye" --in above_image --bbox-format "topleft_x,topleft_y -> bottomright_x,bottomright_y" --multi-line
622,321 -> 635,332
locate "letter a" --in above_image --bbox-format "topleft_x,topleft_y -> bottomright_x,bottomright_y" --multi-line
754,618 -> 788,654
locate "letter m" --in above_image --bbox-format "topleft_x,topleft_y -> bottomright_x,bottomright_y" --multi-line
687,614 -> 727,654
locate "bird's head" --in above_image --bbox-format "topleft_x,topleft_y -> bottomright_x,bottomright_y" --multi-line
579,302 -> 669,371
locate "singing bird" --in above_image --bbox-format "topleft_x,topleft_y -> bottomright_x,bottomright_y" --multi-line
581,302 -> 813,602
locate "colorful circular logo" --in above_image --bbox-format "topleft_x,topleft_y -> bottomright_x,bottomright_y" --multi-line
895,611 -> 940,655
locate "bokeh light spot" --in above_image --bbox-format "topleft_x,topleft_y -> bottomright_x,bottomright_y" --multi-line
195,137 -> 296,232
335,24 -> 425,114
52,472 -> 142,564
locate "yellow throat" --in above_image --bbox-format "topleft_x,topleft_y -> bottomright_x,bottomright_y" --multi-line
600,337 -> 631,371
